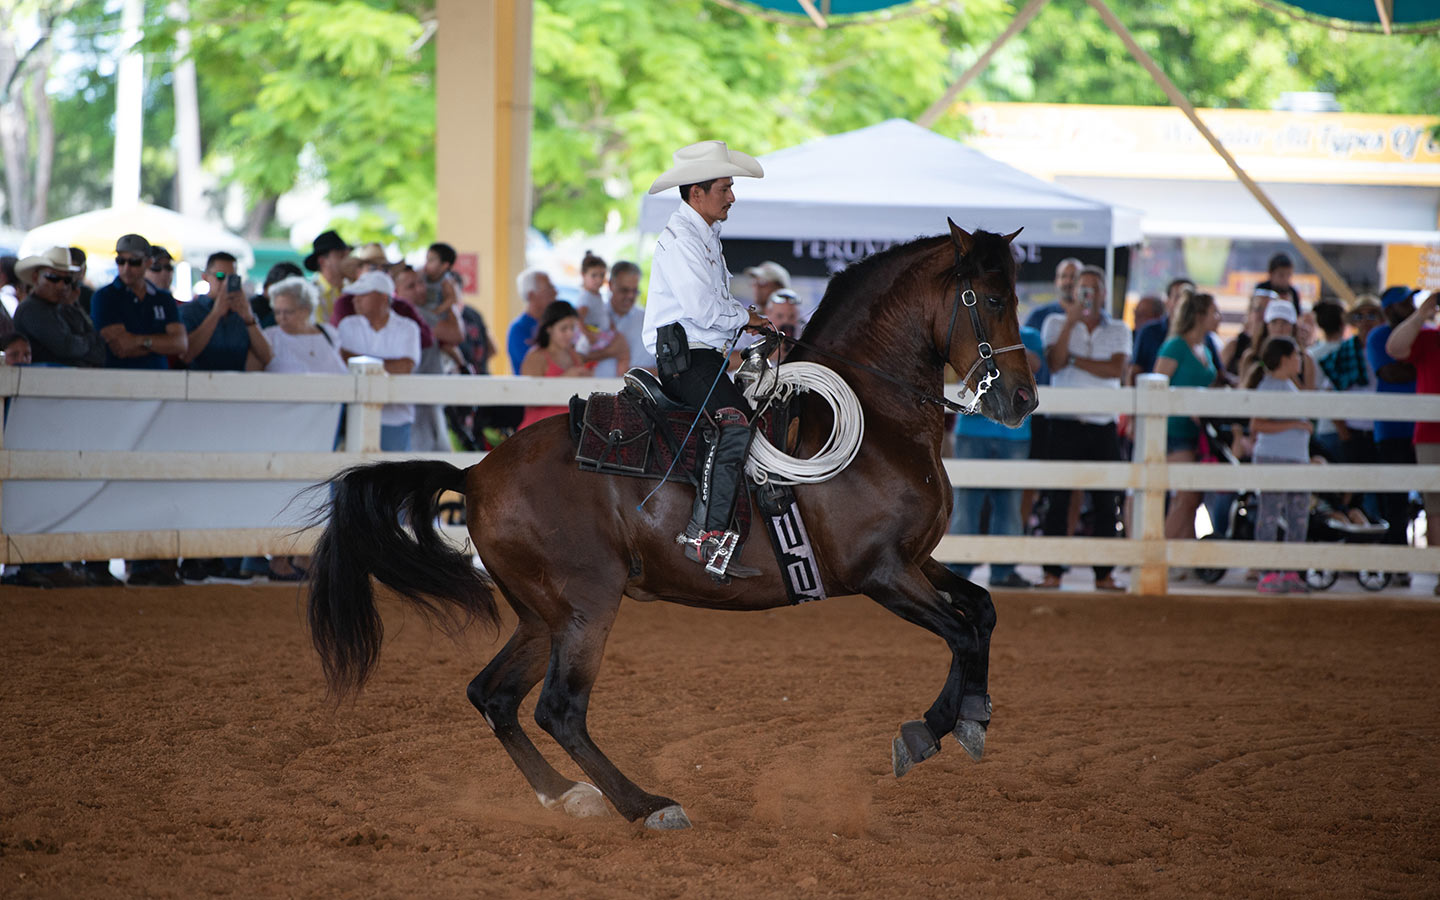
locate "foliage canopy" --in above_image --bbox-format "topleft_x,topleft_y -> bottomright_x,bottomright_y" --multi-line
2,0 -> 1436,246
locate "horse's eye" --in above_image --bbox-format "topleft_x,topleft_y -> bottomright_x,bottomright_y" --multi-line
986,294 -> 1005,309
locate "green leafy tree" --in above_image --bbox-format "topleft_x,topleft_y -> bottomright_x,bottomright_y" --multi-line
19,0 -> 1438,247
972,0 -> 1439,115
529,0 -> 1010,235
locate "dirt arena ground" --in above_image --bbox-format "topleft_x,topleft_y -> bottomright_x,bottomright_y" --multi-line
3,583 -> 1439,898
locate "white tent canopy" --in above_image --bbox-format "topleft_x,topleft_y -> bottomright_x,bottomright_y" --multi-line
640,119 -> 1141,248
19,202 -> 255,272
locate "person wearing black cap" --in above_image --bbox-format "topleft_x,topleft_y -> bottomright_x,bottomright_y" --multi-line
303,229 -> 351,325
90,233 -> 187,369
1255,253 -> 1302,314
146,245 -> 175,294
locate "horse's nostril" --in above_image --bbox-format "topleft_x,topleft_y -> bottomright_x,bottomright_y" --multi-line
1015,386 -> 1032,407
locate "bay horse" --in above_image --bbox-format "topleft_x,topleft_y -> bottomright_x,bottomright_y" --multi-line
307,221 -> 1038,829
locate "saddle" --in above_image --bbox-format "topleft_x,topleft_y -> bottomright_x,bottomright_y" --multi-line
570,369 -> 823,601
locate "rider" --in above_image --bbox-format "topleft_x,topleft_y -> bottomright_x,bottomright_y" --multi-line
643,141 -> 771,578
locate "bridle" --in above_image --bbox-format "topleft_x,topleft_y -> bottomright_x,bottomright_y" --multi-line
765,239 -> 1024,415
942,241 -> 1026,413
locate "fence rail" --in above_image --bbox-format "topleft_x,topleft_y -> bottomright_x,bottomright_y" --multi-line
4,365 -> 1438,593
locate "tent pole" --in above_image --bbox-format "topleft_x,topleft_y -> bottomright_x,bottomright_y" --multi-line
1374,0 -> 1393,35
917,0 -> 1051,128
797,0 -> 828,29
1104,243 -> 1116,316
1084,0 -> 1355,304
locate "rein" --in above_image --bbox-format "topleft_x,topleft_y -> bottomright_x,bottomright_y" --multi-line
771,242 -> 1024,415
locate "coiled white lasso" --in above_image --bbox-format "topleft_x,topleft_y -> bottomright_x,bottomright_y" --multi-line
745,361 -> 864,486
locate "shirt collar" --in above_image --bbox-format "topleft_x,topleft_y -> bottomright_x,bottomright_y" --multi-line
677,201 -> 721,242
112,275 -> 156,298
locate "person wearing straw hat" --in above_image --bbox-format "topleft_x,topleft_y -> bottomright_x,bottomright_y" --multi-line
642,140 -> 771,579
13,247 -> 105,367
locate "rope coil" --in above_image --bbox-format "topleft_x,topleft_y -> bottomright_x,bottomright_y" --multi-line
746,362 -> 864,486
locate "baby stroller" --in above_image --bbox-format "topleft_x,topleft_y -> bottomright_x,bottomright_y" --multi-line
1192,425 -> 1391,590
1301,499 -> 1392,592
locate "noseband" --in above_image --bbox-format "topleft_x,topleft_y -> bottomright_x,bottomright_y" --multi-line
943,244 -> 1025,413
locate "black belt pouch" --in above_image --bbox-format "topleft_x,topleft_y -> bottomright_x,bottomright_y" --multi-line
655,322 -> 691,378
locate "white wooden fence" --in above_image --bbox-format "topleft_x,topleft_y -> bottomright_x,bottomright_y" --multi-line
3,363 -> 1438,595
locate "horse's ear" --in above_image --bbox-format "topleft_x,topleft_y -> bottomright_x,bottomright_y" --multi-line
947,217 -> 974,256
1002,227 -> 1024,243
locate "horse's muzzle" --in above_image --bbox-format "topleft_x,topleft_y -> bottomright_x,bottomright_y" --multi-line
983,381 -> 1038,428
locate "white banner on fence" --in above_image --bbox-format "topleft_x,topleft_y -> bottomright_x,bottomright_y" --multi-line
3,398 -> 341,535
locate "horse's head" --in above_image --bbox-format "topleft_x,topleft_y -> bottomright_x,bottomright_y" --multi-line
936,219 -> 1038,427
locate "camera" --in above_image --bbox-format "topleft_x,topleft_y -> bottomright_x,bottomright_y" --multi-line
226,273 -> 242,293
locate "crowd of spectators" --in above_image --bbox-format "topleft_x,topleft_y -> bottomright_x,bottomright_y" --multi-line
949,250 -> 1438,595
4,227 -> 1426,592
0,226 -> 672,589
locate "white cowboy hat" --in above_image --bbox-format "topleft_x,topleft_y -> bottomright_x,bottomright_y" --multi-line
647,140 -> 764,195
16,246 -> 83,286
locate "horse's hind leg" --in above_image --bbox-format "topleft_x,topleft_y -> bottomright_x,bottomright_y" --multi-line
467,612 -> 607,818
532,596 -> 691,830
921,558 -> 994,759
865,563 -> 987,777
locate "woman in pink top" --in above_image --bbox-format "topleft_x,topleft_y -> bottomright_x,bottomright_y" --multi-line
519,300 -> 592,429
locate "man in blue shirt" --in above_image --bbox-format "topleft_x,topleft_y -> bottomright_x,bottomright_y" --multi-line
507,268 -> 555,374
1367,286 -> 1419,559
90,233 -> 186,369
949,325 -> 1044,589
180,252 -> 273,371
89,234 -> 187,586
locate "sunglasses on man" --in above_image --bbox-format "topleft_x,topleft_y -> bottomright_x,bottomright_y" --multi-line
116,256 -> 147,268
149,262 -> 174,273
41,272 -> 75,286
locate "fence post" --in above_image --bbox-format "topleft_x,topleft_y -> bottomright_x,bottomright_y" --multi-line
346,356 -> 385,453
1131,374 -> 1170,595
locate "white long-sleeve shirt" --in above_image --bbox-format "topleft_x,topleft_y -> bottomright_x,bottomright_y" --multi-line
642,201 -> 749,354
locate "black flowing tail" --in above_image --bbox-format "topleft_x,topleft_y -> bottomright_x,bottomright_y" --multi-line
306,460 -> 497,699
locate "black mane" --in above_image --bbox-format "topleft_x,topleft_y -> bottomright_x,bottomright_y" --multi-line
800,229 -> 1014,348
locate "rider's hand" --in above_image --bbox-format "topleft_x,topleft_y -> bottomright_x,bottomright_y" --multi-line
745,310 -> 771,332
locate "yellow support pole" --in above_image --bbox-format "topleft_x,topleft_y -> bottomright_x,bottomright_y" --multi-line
436,0 -> 534,375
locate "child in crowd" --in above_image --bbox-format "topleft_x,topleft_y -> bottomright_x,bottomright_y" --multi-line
576,250 -> 607,322
575,250 -> 622,374
1245,336 -> 1313,593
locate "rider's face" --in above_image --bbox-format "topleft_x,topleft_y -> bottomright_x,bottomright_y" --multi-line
689,178 -> 735,225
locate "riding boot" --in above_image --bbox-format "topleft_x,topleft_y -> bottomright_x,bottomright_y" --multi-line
679,415 -> 760,578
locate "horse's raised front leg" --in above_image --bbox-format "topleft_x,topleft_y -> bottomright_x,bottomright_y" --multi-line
532,596 -> 691,830
865,562 -> 988,777
920,557 -> 994,761
466,606 -> 607,819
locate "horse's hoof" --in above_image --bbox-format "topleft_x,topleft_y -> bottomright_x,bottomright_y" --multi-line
559,782 -> 608,818
953,719 -> 987,761
644,804 -> 692,830
892,719 -> 939,778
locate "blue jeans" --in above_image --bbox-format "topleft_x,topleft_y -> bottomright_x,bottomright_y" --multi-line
381,422 -> 412,452
949,434 -> 1029,580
